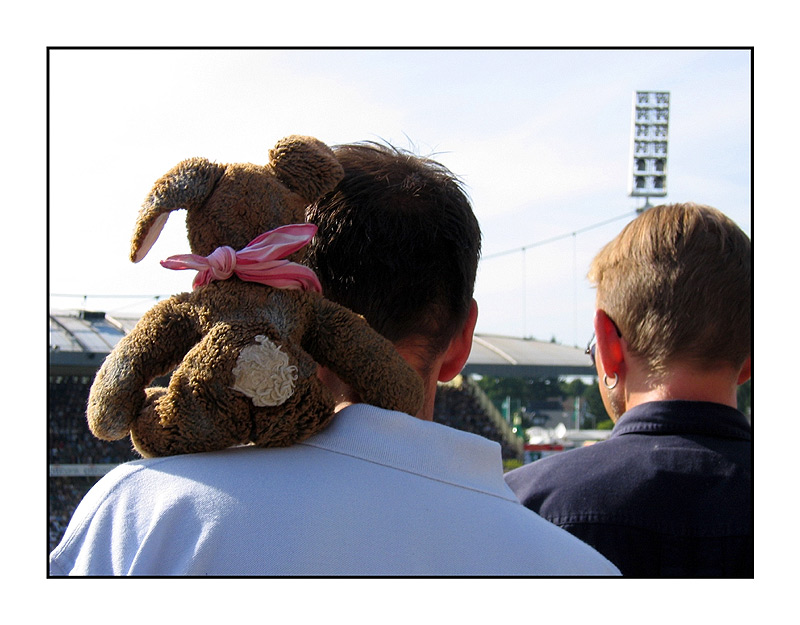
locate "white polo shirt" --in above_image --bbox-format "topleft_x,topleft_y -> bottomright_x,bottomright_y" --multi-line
50,404 -> 619,576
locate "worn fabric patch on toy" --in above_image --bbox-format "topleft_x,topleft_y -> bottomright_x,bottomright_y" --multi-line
231,335 -> 298,406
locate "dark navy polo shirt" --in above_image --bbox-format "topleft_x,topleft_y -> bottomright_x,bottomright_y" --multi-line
505,400 -> 753,577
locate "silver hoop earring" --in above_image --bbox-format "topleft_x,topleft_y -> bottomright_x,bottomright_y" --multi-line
603,372 -> 619,390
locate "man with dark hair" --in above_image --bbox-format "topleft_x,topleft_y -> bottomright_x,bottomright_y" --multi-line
505,202 -> 752,577
50,141 -> 618,576
306,142 -> 482,419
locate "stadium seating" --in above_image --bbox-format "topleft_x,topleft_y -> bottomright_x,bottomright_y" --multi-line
48,375 -> 139,465
434,375 -> 523,460
48,376 -> 138,552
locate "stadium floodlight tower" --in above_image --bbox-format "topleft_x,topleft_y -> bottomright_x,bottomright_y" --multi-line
629,90 -> 670,213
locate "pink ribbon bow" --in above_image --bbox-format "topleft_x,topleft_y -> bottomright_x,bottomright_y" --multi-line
160,223 -> 322,292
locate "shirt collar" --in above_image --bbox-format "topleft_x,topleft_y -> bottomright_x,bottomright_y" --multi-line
610,400 -> 752,441
300,403 -> 518,501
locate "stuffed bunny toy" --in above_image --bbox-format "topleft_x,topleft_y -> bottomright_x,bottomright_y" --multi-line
87,135 -> 424,458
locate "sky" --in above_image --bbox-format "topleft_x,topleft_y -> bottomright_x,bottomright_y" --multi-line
48,48 -> 752,348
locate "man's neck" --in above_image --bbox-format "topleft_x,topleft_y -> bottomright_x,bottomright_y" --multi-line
625,364 -> 741,411
320,366 -> 437,421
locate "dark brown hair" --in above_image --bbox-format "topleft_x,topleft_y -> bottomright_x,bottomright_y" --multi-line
306,142 -> 481,357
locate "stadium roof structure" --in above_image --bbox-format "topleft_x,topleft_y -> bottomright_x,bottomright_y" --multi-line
49,310 -> 595,379
49,310 -> 142,374
463,334 -> 594,378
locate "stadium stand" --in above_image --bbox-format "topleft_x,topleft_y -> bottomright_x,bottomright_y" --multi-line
48,374 -> 139,552
48,375 -> 139,465
434,375 -> 523,460
49,476 -> 101,553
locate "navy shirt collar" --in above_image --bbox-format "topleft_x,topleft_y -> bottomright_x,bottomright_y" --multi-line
611,400 -> 751,441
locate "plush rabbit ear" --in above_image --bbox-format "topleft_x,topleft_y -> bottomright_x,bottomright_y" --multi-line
130,158 -> 226,263
131,212 -> 170,263
269,136 -> 344,204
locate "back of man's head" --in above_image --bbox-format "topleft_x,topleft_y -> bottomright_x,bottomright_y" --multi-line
588,202 -> 751,375
306,142 -> 481,360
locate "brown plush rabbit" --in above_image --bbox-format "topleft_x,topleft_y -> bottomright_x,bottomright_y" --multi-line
87,135 -> 423,458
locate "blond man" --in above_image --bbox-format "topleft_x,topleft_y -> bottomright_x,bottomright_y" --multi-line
506,202 -> 752,577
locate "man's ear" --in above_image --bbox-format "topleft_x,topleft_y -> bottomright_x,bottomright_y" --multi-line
593,309 -> 625,376
438,299 -> 479,383
737,356 -> 752,385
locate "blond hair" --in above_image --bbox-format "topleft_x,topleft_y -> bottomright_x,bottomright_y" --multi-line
588,202 -> 751,375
